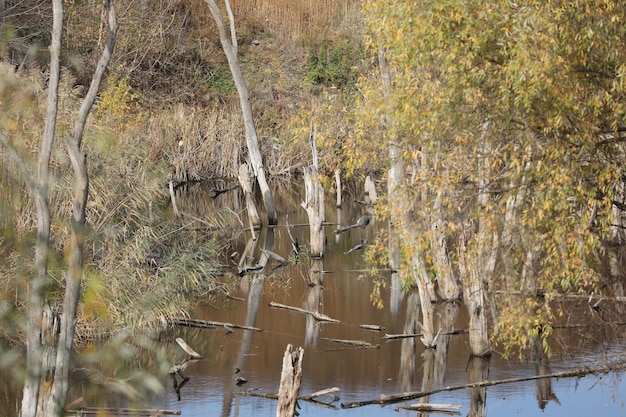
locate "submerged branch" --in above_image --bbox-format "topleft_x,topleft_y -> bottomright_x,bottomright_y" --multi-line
170,318 -> 262,332
341,361 -> 626,409
268,301 -> 341,323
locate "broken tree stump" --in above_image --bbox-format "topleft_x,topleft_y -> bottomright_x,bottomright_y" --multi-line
276,344 -> 304,417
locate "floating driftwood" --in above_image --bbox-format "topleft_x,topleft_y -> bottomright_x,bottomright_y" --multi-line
334,214 -> 370,234
175,337 -> 203,359
396,403 -> 461,414
321,338 -> 379,349
237,387 -> 340,409
66,407 -> 181,416
300,387 -> 340,401
359,324 -> 385,332
341,362 -> 626,409
261,248 -> 289,265
383,329 -> 467,340
268,301 -> 341,323
170,317 -> 263,332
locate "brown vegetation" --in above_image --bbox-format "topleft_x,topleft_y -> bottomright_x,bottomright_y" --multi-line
0,0 -> 365,338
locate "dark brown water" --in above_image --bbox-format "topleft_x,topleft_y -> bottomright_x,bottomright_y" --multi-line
147,184 -> 626,417
2,183 -> 626,416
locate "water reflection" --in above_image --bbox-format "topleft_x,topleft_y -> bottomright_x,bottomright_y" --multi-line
4,183 -> 626,416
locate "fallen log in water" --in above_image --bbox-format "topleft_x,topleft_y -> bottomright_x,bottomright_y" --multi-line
396,403 -> 461,414
300,387 -> 340,401
359,324 -> 385,332
170,317 -> 263,332
341,362 -> 626,409
237,387 -> 340,410
268,301 -> 341,323
175,337 -> 203,359
321,337 -> 379,349
383,329 -> 467,340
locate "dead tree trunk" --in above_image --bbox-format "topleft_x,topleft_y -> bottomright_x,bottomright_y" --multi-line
364,175 -> 377,205
410,242 -> 438,348
301,120 -> 325,258
204,0 -> 277,225
238,162 -> 261,229
458,225 -> 494,357
276,344 -> 304,417
429,193 -> 460,301
334,169 -> 342,208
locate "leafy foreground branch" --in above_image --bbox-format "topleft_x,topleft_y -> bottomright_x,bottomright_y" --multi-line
341,360 -> 626,409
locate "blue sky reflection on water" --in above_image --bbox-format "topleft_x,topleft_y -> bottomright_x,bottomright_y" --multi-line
148,190 -> 626,417
153,369 -> 626,417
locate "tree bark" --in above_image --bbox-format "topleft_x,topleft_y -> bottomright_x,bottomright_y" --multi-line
204,0 -> 277,225
238,162 -> 261,228
20,1 -> 63,415
39,2 -> 118,415
276,344 -> 304,417
301,120 -> 325,258
10,2 -> 117,415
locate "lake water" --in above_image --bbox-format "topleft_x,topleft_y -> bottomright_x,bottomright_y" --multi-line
148,183 -> 626,417
3,182 -> 626,417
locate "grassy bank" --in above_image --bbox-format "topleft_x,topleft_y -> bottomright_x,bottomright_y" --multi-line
0,0 -> 366,338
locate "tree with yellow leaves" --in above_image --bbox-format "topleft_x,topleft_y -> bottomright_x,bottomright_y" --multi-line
355,0 -> 626,355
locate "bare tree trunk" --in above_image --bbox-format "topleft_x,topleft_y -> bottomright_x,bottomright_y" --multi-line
457,228 -> 493,357
429,192 -> 459,301
39,3 -> 118,414
364,175 -> 377,205
239,162 -> 261,228
20,1 -> 63,415
276,344 -> 304,417
301,120 -> 325,258
334,169 -> 342,208
4,2 -> 118,415
204,0 -> 277,225
457,123 -> 497,357
410,241 -> 438,348
378,45 -> 406,314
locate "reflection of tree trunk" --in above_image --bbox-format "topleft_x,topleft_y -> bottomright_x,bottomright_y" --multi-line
335,207 -> 342,244
433,301 -> 459,386
467,356 -> 490,417
303,258 -> 324,347
399,291 -> 420,391
222,274 -> 264,417
418,348 -> 436,411
531,337 -> 559,410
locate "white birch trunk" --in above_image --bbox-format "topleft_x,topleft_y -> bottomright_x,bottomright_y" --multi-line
204,0 -> 277,225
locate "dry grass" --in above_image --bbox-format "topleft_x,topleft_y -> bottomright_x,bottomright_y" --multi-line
0,0 -> 367,339
233,0 -> 358,42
